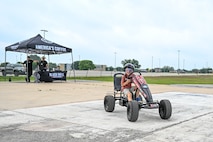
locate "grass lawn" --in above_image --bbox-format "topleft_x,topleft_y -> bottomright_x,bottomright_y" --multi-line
144,75 -> 213,85
65,75 -> 213,85
1,75 -> 213,85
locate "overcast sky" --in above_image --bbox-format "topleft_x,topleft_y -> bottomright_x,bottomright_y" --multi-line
0,0 -> 213,70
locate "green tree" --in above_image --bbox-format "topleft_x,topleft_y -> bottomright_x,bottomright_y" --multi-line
116,67 -> 123,71
192,68 -> 199,73
79,60 -> 96,70
48,62 -> 57,71
200,68 -> 212,73
71,61 -> 80,70
121,59 -> 141,68
106,66 -> 114,71
29,55 -> 41,61
22,55 -> 41,70
161,66 -> 174,72
0,62 -> 9,67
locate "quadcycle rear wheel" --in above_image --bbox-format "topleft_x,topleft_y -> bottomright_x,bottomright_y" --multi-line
159,99 -> 172,119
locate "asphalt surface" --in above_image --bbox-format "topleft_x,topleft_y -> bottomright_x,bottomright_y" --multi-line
0,92 -> 213,142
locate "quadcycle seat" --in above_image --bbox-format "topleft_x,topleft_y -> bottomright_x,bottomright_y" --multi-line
114,73 -> 124,91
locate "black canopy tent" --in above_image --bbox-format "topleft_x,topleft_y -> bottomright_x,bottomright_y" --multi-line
4,34 -> 75,81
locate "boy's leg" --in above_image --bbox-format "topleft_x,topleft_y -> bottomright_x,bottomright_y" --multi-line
127,92 -> 132,101
136,90 -> 143,102
123,89 -> 132,101
135,89 -> 140,98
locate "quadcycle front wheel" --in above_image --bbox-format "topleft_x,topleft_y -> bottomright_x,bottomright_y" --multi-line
127,100 -> 139,122
104,95 -> 115,112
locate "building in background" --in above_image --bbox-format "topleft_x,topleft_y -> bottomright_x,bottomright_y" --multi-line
58,63 -> 106,71
59,63 -> 72,71
94,64 -> 106,71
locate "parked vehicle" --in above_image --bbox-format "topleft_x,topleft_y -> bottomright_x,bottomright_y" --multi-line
0,63 -> 26,76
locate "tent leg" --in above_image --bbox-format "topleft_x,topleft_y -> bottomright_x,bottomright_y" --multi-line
48,54 -> 50,69
4,51 -> 7,81
26,53 -> 29,83
71,52 -> 76,82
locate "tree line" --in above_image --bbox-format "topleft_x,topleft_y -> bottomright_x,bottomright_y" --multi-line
0,56 -> 212,73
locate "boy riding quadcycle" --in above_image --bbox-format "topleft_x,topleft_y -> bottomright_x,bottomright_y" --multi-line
104,63 -> 172,122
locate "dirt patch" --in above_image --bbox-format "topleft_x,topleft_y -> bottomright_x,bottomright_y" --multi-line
0,81 -> 213,110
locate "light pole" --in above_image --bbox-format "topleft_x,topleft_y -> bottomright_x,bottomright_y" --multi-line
41,29 -> 48,38
114,52 -> 117,71
20,54 -> 22,62
183,59 -> 185,70
78,55 -> 81,70
151,56 -> 153,72
159,58 -> 161,68
178,50 -> 180,74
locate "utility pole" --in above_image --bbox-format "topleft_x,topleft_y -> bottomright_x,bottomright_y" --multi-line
159,58 -> 161,68
114,52 -> 117,71
183,59 -> 185,70
178,50 -> 180,74
40,29 -> 48,38
151,56 -> 153,72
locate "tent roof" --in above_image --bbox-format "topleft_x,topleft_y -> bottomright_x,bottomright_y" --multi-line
5,34 -> 72,55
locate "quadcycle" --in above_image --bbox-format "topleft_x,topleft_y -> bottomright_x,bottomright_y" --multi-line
104,72 -> 172,122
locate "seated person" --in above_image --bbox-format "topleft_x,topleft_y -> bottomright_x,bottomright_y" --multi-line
35,56 -> 52,82
55,66 -> 61,71
121,63 -> 140,102
38,56 -> 48,72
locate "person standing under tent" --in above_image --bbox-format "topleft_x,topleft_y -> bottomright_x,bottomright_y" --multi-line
35,56 -> 51,82
38,56 -> 48,71
23,56 -> 33,82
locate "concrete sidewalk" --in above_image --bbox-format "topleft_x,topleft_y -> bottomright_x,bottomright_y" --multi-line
0,92 -> 213,142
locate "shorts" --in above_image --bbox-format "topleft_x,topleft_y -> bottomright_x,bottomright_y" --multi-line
122,87 -> 134,95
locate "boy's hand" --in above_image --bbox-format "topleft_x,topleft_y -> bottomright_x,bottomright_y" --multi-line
126,79 -> 131,83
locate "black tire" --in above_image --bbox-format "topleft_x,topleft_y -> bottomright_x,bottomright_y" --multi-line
14,71 -> 19,77
104,95 -> 115,112
159,100 -> 172,119
127,100 -> 139,122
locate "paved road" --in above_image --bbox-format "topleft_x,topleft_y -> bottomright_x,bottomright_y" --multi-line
0,92 -> 213,142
